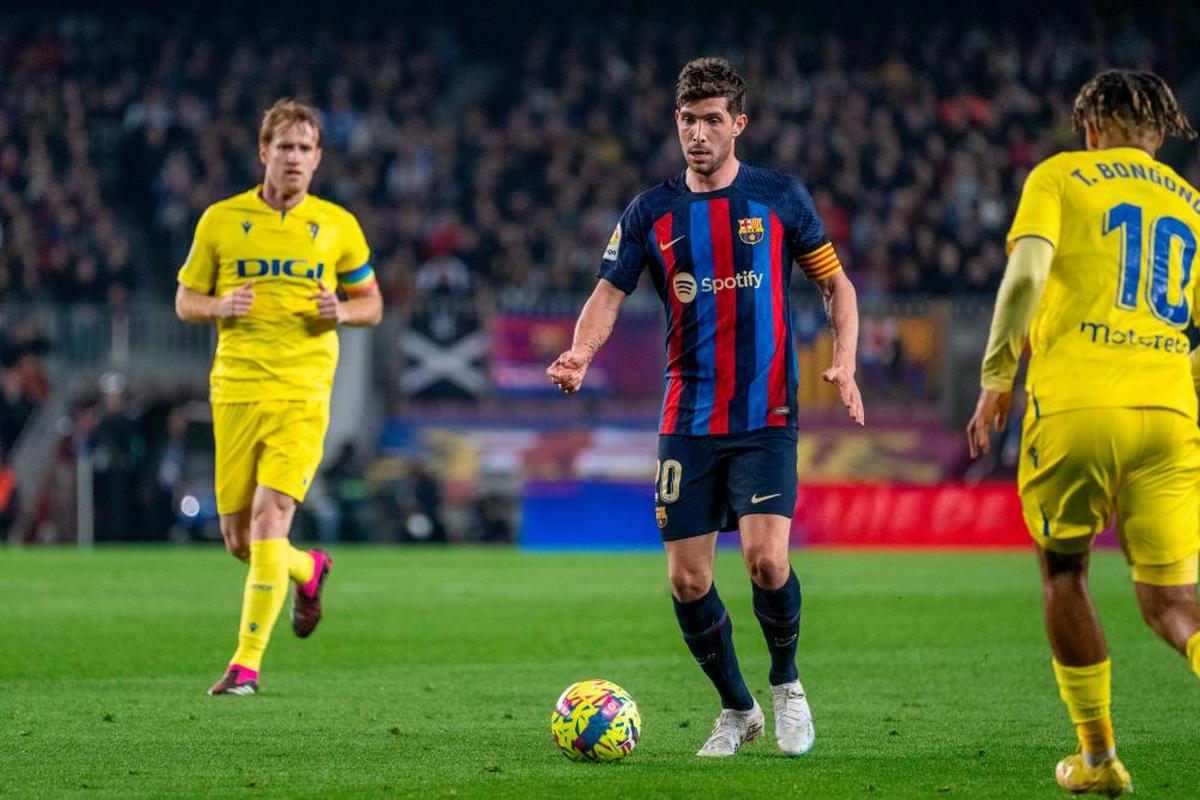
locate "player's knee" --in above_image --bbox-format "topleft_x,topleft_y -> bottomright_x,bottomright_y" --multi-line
251,491 -> 294,537
223,537 -> 249,562
745,550 -> 789,590
219,520 -> 250,561
668,568 -> 712,603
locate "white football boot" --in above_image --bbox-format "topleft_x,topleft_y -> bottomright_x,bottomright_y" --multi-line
696,699 -> 764,757
770,679 -> 814,755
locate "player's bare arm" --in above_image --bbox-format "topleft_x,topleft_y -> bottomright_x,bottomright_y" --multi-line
815,270 -> 865,425
966,236 -> 1053,458
308,280 -> 383,326
546,278 -> 626,393
175,281 -> 255,323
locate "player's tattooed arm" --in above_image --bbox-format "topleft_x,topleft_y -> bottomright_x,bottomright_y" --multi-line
546,279 -> 627,394
815,271 -> 865,425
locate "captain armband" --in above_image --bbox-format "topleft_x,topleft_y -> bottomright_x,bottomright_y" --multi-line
797,242 -> 843,281
339,263 -> 377,297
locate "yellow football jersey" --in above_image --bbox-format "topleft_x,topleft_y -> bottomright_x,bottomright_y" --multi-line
178,187 -> 376,404
1009,147 -> 1200,419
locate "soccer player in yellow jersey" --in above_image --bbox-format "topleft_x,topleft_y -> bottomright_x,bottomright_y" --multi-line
175,99 -> 382,696
968,70 -> 1200,796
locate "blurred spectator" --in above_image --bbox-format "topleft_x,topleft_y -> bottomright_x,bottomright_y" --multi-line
0,324 -> 50,454
0,363 -> 34,456
323,441 -> 373,542
405,462 -> 447,543
142,404 -> 188,541
0,452 -> 16,540
89,374 -> 145,541
472,494 -> 515,543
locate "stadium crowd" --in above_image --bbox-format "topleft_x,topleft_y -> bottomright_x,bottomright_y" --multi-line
2,14 -> 1196,309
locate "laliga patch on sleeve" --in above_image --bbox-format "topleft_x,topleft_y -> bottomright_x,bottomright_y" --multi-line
603,223 -> 621,261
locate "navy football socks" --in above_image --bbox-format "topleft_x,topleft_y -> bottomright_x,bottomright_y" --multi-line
752,568 -> 802,686
673,583 -> 755,711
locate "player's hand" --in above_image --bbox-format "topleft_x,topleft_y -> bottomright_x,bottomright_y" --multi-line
546,347 -> 591,394
216,281 -> 254,318
308,280 -> 346,323
966,388 -> 1012,458
822,364 -> 865,425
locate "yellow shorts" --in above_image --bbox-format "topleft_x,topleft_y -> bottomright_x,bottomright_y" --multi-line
1018,406 -> 1200,585
212,400 -> 330,515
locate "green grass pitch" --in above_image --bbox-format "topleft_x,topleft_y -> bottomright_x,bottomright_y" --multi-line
3,547 -> 1199,798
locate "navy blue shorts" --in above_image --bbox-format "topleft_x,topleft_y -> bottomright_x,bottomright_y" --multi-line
655,427 -> 798,541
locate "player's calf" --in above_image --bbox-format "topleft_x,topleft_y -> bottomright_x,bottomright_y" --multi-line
672,583 -> 756,712
1133,580 -> 1200,680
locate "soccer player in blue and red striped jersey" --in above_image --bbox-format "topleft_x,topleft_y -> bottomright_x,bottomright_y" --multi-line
547,58 -> 863,758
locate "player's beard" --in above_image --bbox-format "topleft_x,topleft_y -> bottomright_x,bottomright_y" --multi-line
689,138 -> 732,177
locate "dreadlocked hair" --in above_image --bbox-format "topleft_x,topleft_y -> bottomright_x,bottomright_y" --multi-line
1072,69 -> 1196,142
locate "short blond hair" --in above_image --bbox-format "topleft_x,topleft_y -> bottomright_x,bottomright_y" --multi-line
259,98 -> 323,147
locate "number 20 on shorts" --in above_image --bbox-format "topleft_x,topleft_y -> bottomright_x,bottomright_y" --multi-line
655,459 -> 682,503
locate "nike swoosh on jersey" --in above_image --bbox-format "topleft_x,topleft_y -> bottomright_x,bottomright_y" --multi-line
659,235 -> 686,251
750,493 -> 782,504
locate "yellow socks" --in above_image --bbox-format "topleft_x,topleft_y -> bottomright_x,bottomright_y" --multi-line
1052,658 -> 1115,764
230,539 -> 290,673
1187,632 -> 1200,680
287,544 -> 315,586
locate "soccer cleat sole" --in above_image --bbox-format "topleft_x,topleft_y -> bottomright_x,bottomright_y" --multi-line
207,683 -> 258,697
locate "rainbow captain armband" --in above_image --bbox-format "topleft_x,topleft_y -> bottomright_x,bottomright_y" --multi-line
339,262 -> 377,296
797,242 -> 843,281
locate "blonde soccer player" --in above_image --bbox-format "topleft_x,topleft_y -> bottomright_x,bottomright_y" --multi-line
176,99 -> 382,696
968,70 -> 1200,796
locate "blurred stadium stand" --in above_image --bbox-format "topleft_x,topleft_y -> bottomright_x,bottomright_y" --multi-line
2,7 -> 1196,544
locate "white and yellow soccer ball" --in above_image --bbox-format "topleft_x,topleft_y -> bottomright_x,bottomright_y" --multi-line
550,679 -> 641,762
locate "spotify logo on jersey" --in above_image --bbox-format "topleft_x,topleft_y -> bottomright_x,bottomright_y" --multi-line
672,273 -> 697,304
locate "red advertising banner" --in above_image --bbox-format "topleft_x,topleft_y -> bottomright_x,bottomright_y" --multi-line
792,482 -> 1030,548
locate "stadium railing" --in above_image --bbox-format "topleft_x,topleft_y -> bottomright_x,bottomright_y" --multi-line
0,293 -> 994,416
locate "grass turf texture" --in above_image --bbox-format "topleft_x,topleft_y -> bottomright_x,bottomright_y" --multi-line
2,547 -> 1198,799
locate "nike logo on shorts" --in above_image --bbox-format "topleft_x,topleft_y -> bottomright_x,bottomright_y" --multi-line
750,493 -> 781,505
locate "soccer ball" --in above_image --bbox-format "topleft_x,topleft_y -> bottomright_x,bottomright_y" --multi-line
549,679 -> 641,762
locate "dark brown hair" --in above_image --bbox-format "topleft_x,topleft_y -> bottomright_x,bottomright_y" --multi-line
675,57 -> 746,117
1072,69 -> 1196,141
259,98 -> 324,147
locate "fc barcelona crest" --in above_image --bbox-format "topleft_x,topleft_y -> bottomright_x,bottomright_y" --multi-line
738,217 -> 764,245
